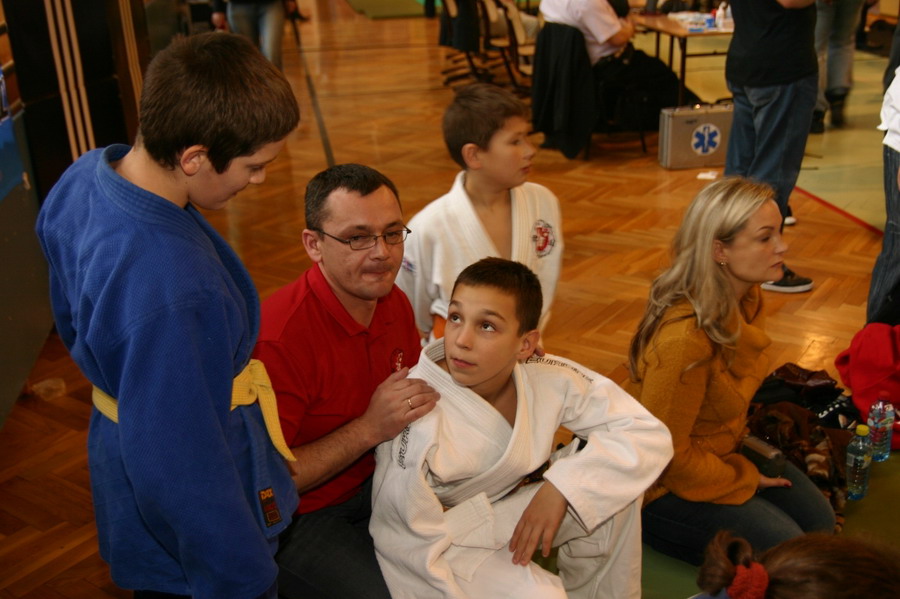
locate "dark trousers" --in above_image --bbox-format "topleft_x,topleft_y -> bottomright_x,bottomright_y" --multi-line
642,461 -> 835,565
276,477 -> 391,599
724,74 -> 818,218
868,144 -> 900,323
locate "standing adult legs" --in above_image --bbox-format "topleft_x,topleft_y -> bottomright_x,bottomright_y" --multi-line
867,144 -> 900,322
724,83 -> 756,181
816,0 -> 866,126
825,0 -> 866,96
258,0 -> 287,70
884,24 -> 900,91
725,76 -> 817,218
228,1 -> 286,70
814,0 -> 837,119
726,76 -> 816,290
227,2 -> 262,49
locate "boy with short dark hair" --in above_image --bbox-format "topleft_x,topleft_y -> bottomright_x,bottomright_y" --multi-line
398,83 -> 563,340
372,258 -> 672,599
36,32 -> 299,599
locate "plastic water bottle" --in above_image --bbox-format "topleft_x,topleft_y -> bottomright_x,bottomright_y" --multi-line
715,2 -> 726,29
847,424 -> 873,500
867,391 -> 894,462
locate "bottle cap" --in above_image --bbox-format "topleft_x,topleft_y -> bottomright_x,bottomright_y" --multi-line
856,424 -> 870,436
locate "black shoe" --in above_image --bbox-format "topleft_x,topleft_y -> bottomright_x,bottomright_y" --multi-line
810,110 -> 825,134
826,91 -> 847,127
761,265 -> 813,293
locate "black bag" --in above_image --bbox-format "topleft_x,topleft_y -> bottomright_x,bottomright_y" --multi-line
753,363 -> 858,430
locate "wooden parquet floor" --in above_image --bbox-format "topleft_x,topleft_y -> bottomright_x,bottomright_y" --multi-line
0,0 -> 884,595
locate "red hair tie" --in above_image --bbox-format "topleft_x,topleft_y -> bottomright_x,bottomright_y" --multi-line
727,562 -> 769,599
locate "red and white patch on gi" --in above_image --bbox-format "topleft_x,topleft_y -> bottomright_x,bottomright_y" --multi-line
532,219 -> 556,257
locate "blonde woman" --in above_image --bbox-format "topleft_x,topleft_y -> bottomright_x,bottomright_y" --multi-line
625,177 -> 835,566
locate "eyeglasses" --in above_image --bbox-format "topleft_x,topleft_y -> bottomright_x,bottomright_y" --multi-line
315,227 -> 411,251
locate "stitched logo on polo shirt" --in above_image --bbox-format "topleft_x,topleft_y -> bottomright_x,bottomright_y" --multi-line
391,348 -> 405,372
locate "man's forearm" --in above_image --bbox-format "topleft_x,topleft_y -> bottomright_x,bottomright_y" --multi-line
606,17 -> 634,48
289,418 -> 377,494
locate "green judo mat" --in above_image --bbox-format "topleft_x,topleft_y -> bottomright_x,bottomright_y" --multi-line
344,0 -> 434,19
639,455 -> 900,598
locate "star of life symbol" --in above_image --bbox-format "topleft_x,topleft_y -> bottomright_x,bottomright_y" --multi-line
692,123 -> 721,156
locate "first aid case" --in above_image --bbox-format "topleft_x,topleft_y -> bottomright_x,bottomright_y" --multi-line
658,103 -> 733,169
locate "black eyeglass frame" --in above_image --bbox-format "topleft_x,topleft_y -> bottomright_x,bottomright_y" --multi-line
314,226 -> 411,250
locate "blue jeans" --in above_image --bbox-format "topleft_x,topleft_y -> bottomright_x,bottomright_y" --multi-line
867,144 -> 900,322
815,0 -> 865,111
641,461 -> 836,566
275,477 -> 391,599
228,1 -> 286,70
725,75 -> 818,218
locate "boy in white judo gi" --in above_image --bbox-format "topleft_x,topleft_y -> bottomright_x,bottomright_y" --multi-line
397,83 -> 563,339
371,258 -> 673,599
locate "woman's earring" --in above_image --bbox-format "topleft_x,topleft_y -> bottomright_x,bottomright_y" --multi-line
719,262 -> 727,267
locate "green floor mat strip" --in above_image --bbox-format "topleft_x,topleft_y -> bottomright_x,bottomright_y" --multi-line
641,455 -> 900,598
843,453 -> 900,540
642,545 -> 698,599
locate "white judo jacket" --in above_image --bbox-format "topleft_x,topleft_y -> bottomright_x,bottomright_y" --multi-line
370,341 -> 673,598
398,172 -> 563,335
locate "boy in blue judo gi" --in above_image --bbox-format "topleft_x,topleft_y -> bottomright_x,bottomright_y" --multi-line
36,32 -> 300,599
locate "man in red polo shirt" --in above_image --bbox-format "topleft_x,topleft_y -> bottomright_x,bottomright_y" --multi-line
253,163 -> 439,599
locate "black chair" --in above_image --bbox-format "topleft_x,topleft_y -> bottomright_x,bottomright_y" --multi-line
496,0 -> 536,86
476,0 -> 519,86
532,22 -> 647,159
439,0 -> 496,85
593,48 -> 649,154
532,22 -> 596,159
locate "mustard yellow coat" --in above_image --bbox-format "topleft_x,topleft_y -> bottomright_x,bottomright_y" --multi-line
625,286 -> 771,506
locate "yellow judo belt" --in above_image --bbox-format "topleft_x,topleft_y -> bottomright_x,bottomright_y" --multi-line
92,358 -> 296,462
